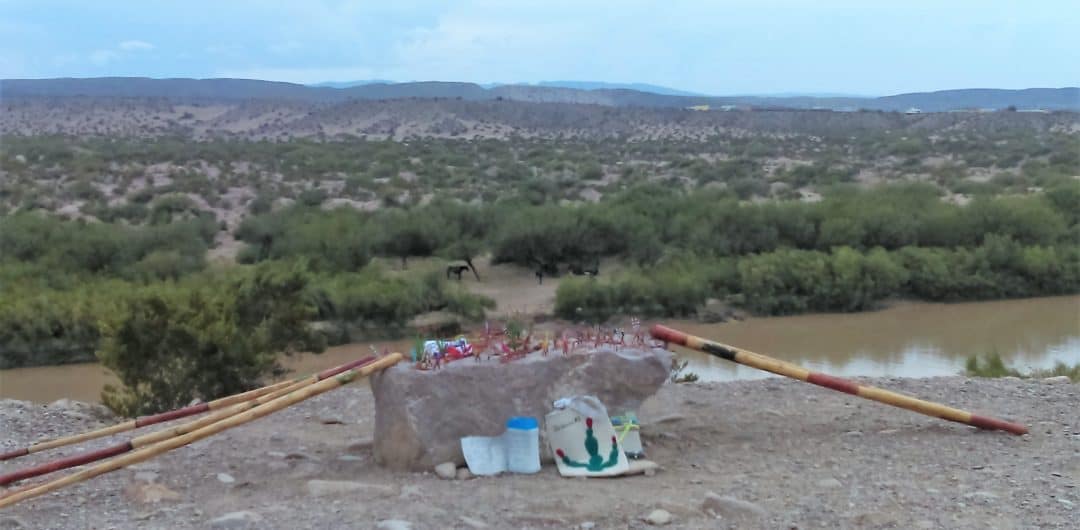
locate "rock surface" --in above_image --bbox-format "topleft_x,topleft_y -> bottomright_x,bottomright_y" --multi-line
370,347 -> 670,470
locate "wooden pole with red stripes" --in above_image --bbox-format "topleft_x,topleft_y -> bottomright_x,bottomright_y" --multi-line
651,324 -> 1028,435
0,380 -> 292,462
0,356 -> 377,486
0,353 -> 403,509
0,356 -> 376,462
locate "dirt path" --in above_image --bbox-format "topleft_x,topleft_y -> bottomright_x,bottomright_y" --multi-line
1,376 -> 1076,529
456,258 -> 560,318
454,256 -> 625,318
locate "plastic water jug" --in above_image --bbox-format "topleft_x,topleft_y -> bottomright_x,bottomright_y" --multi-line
611,412 -> 643,459
504,416 -> 540,474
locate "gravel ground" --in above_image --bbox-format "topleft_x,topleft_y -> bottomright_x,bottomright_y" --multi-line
1,376 -> 1076,529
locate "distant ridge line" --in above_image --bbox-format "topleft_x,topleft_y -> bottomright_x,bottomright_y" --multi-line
2,78 -> 1077,112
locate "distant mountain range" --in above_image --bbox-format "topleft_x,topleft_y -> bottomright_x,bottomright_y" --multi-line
313,80 -> 705,96
530,81 -> 705,97
309,80 -> 394,89
3,77 -> 1076,112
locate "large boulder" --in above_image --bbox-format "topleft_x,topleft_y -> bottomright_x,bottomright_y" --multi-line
370,347 -> 671,471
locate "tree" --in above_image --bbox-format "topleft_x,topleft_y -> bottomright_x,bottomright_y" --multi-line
431,200 -> 489,280
96,263 -> 324,416
377,210 -> 442,269
439,238 -> 483,280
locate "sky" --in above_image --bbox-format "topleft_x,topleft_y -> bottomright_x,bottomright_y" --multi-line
1,1 -> 1076,96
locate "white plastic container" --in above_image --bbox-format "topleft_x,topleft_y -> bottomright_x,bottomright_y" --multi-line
612,412 -> 644,459
504,416 -> 540,474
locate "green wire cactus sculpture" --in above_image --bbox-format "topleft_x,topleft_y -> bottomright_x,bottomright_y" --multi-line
554,417 -> 621,472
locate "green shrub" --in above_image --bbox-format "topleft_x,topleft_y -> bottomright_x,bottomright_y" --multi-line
966,352 -> 1076,382
0,283 -> 113,368
311,267 -> 493,326
97,263 -> 325,416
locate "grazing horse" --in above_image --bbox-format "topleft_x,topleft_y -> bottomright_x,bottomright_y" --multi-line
446,264 -> 471,280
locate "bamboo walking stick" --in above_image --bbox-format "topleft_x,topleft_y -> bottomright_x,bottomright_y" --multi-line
651,325 -> 1028,435
0,356 -> 377,486
0,380 -> 294,462
0,353 -> 403,509
0,355 -> 376,462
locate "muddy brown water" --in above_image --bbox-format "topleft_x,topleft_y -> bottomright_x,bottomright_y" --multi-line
1,296 -> 1076,403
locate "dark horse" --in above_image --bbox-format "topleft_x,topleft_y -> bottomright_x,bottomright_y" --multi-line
446,264 -> 472,281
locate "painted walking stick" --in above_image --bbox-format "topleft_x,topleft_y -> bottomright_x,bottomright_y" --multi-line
0,355 -> 378,486
651,325 -> 1028,435
0,380 -> 290,462
0,353 -> 403,509
0,356 -> 375,462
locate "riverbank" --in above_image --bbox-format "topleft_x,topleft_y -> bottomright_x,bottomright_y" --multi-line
1,376 -> 1076,529
3,294 -> 1077,404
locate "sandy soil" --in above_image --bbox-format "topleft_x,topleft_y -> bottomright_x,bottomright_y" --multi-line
458,258 -> 560,318
450,257 -> 626,318
1,376 -> 1076,529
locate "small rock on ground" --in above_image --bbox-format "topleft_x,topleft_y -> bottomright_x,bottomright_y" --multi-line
458,515 -> 488,528
434,462 -> 457,480
208,511 -> 262,529
124,482 -> 180,504
702,493 -> 767,519
455,467 -> 473,480
398,484 -> 423,499
375,520 -> 412,530
963,491 -> 999,503
816,478 -> 843,489
644,509 -> 672,526
216,473 -> 235,484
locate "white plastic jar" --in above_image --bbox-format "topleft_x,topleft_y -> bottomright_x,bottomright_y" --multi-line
504,416 -> 540,474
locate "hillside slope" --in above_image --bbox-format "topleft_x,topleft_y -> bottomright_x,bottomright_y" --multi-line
3,96 -> 1075,140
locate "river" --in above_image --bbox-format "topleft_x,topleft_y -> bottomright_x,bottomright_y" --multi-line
1,295 -> 1076,403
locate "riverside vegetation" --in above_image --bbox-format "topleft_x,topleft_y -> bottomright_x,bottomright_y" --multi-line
965,352 -> 1079,382
1,127 -> 1077,413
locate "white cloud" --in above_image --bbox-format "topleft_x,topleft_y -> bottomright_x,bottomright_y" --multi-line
384,8 -> 594,83
118,40 -> 155,52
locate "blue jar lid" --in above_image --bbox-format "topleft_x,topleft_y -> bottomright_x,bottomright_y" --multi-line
506,416 -> 538,430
